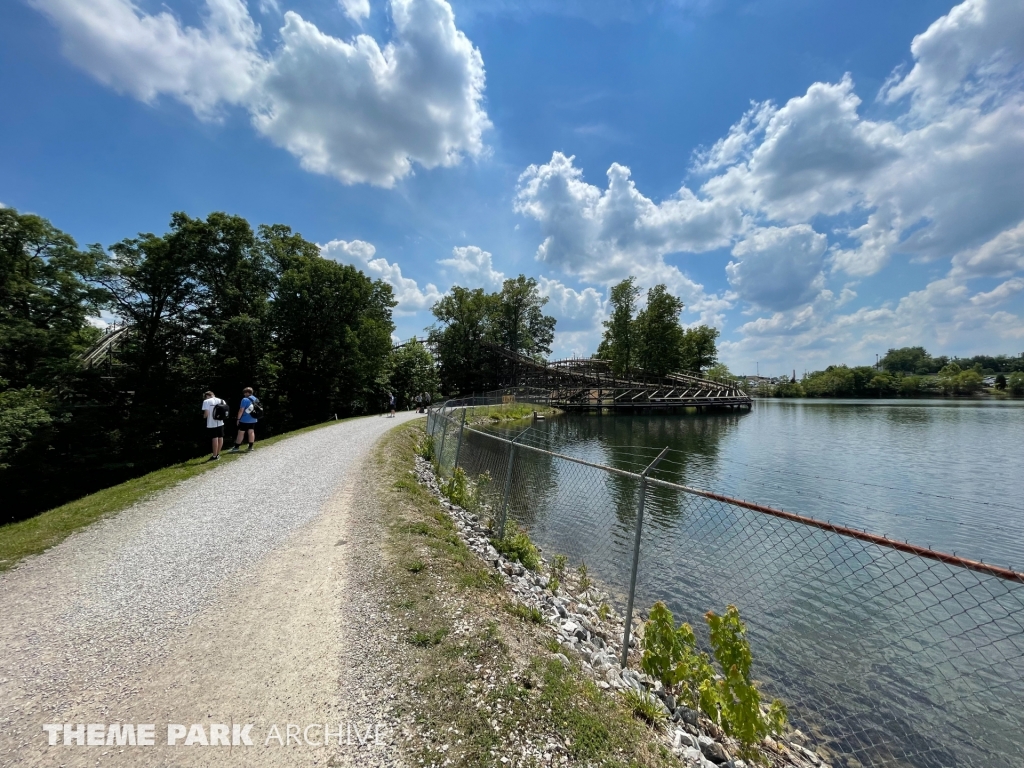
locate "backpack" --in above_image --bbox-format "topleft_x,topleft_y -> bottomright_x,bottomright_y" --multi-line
246,397 -> 264,420
212,399 -> 229,421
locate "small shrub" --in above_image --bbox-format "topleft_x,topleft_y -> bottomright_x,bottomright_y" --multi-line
622,688 -> 667,729
440,467 -> 491,512
551,553 -> 568,579
577,562 -> 592,592
639,602 -> 787,762
549,576 -> 560,594
491,523 -> 541,571
405,559 -> 426,573
544,637 -> 562,653
704,606 -> 788,759
419,434 -> 435,460
639,602 -> 714,704
441,467 -> 471,508
597,603 -> 611,622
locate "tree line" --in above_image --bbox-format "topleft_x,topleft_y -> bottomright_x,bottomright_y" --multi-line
1,207 -> 404,522
2,205 -> 725,523
760,346 -> 1024,398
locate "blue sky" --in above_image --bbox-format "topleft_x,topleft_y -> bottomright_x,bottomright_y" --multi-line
2,0 -> 1023,375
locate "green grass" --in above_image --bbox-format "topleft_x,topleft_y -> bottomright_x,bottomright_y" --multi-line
464,403 -> 560,424
0,414 -> 385,573
506,601 -> 545,624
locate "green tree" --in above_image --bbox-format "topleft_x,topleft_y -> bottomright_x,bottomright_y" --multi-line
272,256 -> 395,422
387,340 -> 440,410
937,362 -> 962,395
706,363 -> 737,384
0,207 -> 105,388
1008,372 -> 1024,396
493,275 -> 556,384
867,372 -> 897,397
0,383 -> 52,470
635,285 -> 685,377
881,346 -> 934,374
428,286 -> 499,396
803,365 -> 856,397
773,381 -> 805,397
597,277 -> 641,377
995,373 -> 1007,390
679,325 -> 720,373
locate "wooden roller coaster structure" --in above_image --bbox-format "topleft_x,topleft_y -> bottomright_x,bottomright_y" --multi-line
490,346 -> 752,412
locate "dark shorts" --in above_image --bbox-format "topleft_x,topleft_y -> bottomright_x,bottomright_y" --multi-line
207,425 -> 224,437
237,422 -> 257,433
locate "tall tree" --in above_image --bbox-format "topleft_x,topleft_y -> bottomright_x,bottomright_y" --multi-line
597,277 -> 641,377
271,255 -> 395,422
679,325 -> 720,373
386,340 -> 440,410
0,207 -> 105,387
493,276 -> 556,359
428,287 -> 498,396
635,284 -> 685,377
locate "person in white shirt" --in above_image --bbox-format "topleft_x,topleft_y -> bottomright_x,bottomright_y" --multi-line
201,390 -> 226,461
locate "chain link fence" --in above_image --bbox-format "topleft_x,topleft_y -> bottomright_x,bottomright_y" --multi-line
425,399 -> 1024,768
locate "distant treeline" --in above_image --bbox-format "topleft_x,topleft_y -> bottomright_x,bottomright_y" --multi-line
0,207 -> 429,522
756,347 -> 1024,398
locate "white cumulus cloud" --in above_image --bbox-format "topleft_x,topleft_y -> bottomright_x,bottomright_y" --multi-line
437,246 -> 505,289
321,239 -> 441,313
28,0 -> 262,119
31,0 -> 489,187
339,0 -> 371,22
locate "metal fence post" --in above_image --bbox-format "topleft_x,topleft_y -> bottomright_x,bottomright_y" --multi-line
452,408 -> 467,472
621,446 -> 669,668
496,426 -> 531,539
436,409 -> 449,475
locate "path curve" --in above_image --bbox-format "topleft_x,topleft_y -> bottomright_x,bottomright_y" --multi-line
0,413 -> 419,767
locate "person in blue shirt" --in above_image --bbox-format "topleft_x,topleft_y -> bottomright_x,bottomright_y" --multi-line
231,386 -> 259,453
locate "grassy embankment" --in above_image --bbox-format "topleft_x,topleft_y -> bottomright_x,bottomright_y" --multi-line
0,416 -> 363,572
462,402 -> 562,424
372,421 -> 673,767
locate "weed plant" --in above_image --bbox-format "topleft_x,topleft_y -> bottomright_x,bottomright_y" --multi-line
639,601 -> 787,761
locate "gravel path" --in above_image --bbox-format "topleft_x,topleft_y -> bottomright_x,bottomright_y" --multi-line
0,413 -> 418,767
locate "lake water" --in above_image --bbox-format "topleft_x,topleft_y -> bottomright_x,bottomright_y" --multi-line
470,399 -> 1024,768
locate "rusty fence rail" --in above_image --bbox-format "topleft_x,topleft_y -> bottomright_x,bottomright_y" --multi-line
425,400 -> 1024,768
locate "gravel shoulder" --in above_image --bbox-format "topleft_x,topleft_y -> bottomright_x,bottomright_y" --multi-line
0,413 -> 418,767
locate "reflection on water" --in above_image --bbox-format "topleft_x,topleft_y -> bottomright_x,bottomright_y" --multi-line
479,400 -> 1024,768
498,399 -> 1024,570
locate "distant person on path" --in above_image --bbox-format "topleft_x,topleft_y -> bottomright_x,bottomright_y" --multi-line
389,392 -> 396,418
231,387 -> 260,453
201,390 -> 227,461
414,393 -> 422,413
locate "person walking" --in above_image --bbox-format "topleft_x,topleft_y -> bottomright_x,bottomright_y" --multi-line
388,391 -> 396,418
201,390 -> 227,461
231,387 -> 260,453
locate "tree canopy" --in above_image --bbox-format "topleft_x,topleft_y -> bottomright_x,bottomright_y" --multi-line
428,275 -> 556,395
597,277 -> 720,379
0,208 -> 400,523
